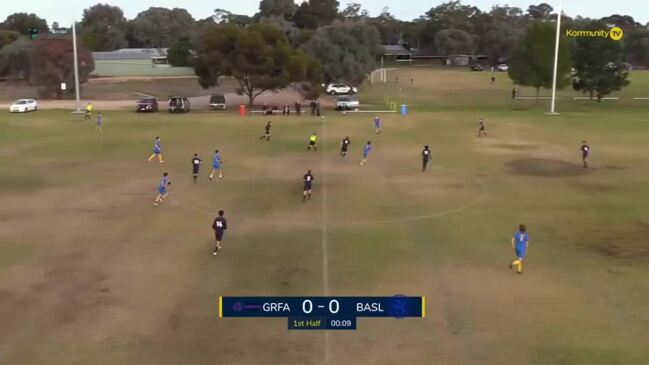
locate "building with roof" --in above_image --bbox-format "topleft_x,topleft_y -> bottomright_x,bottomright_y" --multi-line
380,45 -> 412,64
91,48 -> 194,77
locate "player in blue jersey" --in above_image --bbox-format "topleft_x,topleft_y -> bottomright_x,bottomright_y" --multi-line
154,172 -> 171,206
373,116 -> 381,134
209,149 -> 223,181
510,224 -> 529,274
360,141 -> 372,166
147,137 -> 164,163
95,113 -> 103,133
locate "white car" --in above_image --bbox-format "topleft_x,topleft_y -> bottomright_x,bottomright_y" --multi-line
326,83 -> 358,95
496,64 -> 509,72
10,99 -> 38,112
335,96 -> 359,111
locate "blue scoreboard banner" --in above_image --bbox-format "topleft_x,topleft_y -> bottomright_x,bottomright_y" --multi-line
219,296 -> 425,330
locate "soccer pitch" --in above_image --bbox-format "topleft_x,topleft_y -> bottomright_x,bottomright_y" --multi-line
1,69 -> 648,364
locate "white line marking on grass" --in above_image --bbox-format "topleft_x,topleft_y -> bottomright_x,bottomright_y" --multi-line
167,167 -> 487,228
633,97 -> 649,100
573,97 -> 619,100
320,114 -> 331,365
347,109 -> 397,113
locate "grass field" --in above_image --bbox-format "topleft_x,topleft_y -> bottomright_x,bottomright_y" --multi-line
1,68 -> 648,365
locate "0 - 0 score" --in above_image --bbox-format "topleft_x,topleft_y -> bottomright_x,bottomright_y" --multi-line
302,299 -> 339,314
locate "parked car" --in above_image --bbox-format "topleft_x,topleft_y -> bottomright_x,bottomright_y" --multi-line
326,83 -> 358,95
496,64 -> 509,72
9,99 -> 38,112
209,94 -> 227,110
335,96 -> 359,111
136,97 -> 158,112
470,64 -> 484,71
168,96 -> 190,113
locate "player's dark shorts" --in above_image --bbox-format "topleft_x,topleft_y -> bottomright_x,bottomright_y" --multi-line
582,152 -> 588,159
215,230 -> 224,241
193,167 -> 199,175
479,126 -> 485,131
309,141 -> 316,146
341,146 -> 348,152
304,183 -> 312,191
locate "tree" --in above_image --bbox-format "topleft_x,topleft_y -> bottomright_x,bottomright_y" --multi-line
127,7 -> 195,48
418,1 -> 482,50
0,13 -> 49,34
194,23 -> 320,105
80,4 -> 128,51
0,30 -> 21,50
258,0 -> 297,20
294,0 -> 340,29
526,3 -> 554,21
29,38 -> 94,99
259,15 -> 301,45
340,3 -> 363,20
508,21 -> 572,98
572,22 -> 630,101
167,37 -> 193,67
368,8 -> 404,45
623,28 -> 649,67
482,24 -> 521,63
0,37 -> 32,79
434,28 -> 475,56
303,20 -> 380,85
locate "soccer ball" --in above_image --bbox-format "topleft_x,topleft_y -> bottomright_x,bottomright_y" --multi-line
342,111 -> 347,116
321,116 -> 325,119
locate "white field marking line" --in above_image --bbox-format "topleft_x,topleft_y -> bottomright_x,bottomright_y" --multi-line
331,166 -> 487,227
321,113 -> 331,365
632,97 -> 649,100
343,110 -> 397,113
166,167 -> 487,227
515,96 -> 556,100
573,96 -> 620,100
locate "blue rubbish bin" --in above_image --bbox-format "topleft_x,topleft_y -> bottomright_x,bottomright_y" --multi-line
400,104 -> 408,116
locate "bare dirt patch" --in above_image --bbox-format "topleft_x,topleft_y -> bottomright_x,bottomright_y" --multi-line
507,158 -> 589,177
577,222 -> 649,263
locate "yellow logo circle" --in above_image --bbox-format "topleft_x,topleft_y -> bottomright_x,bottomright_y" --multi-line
610,27 -> 623,41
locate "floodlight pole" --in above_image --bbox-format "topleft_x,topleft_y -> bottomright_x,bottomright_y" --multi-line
549,0 -> 563,114
72,20 -> 81,113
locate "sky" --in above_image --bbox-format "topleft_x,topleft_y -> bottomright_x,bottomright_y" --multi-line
0,0 -> 646,26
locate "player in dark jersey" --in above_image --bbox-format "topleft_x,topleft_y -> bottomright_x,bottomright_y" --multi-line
581,141 -> 590,168
422,145 -> 431,172
191,153 -> 202,183
259,121 -> 272,141
303,169 -> 314,202
340,136 -> 351,157
212,210 -> 228,256
478,118 -> 487,137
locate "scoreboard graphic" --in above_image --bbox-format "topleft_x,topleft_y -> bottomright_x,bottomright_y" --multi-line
219,296 -> 425,330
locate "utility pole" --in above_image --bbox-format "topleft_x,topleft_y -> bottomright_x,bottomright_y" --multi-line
72,20 -> 82,113
549,0 -> 563,115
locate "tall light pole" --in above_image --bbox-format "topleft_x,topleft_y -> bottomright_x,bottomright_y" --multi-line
549,0 -> 563,114
71,20 -> 82,113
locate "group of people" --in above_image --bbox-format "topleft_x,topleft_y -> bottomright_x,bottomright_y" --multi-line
262,101 -> 305,116
149,139 -> 226,255
142,110 -> 593,271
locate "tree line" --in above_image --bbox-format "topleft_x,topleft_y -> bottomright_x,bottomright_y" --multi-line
0,1 -> 646,101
